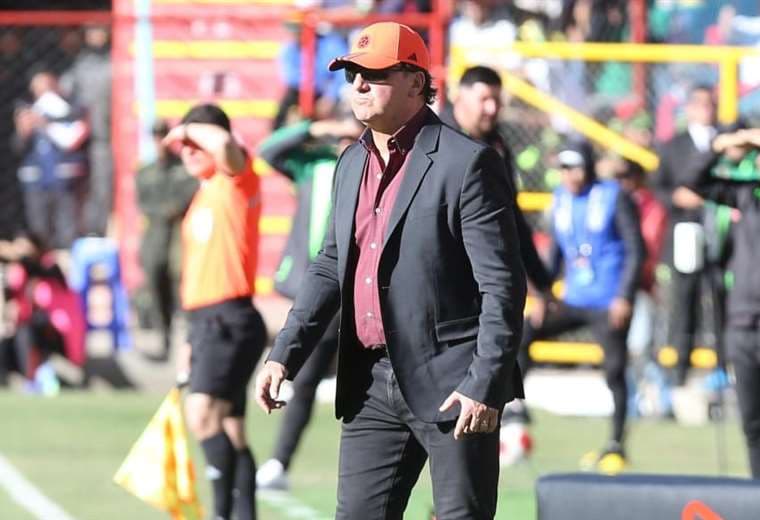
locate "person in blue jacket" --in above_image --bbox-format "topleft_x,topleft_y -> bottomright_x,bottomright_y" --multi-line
518,139 -> 645,471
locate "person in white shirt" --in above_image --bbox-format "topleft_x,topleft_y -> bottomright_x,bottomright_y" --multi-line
652,84 -> 718,386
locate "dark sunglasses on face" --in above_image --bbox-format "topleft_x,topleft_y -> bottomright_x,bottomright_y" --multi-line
344,65 -> 407,84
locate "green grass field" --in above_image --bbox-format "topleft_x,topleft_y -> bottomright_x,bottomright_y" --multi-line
0,391 -> 749,520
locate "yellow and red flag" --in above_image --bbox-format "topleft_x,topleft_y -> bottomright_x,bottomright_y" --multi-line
114,387 -> 203,520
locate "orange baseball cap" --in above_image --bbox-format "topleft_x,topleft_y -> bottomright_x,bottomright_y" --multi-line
328,22 -> 430,72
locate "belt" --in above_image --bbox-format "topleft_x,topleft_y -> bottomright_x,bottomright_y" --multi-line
185,296 -> 253,321
366,343 -> 388,356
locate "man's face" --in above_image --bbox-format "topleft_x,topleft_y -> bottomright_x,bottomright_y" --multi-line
84,26 -> 109,49
30,72 -> 57,99
685,89 -> 715,126
560,165 -> 586,194
345,64 -> 421,132
455,81 -> 501,138
180,139 -> 215,179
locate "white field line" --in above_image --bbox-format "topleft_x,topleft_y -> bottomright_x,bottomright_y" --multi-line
258,489 -> 333,519
0,454 -> 78,520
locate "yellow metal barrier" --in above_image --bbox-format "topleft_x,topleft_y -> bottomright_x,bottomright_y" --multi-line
501,73 -> 660,171
509,42 -> 757,127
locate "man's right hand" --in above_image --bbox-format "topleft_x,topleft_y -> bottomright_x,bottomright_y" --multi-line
254,361 -> 289,414
529,291 -> 554,328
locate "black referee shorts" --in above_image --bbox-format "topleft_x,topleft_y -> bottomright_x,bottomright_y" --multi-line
187,297 -> 267,417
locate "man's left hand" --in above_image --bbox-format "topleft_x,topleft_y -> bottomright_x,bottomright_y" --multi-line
439,391 -> 499,440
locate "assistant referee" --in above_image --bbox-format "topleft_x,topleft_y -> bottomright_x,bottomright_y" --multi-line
164,104 -> 267,520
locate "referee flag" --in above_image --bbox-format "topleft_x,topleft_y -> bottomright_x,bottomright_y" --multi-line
114,387 -> 202,519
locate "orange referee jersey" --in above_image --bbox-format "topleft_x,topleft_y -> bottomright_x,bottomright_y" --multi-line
180,161 -> 260,310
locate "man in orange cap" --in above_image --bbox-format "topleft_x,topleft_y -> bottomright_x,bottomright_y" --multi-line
256,22 -> 526,518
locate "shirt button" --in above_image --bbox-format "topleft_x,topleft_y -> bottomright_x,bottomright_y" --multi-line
376,173 -> 382,179
374,207 -> 381,215
365,277 -> 372,284
370,242 -> 377,249
366,312 -> 373,318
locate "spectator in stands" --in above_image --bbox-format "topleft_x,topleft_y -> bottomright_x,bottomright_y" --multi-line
255,112 -> 362,491
163,104 -> 267,520
653,84 -> 717,386
704,5 -> 736,45
448,0 -> 521,87
615,159 -> 667,296
13,70 -> 89,254
557,0 -> 626,42
0,235 -> 35,387
614,158 -> 668,357
518,139 -> 644,473
2,233 -> 86,394
135,119 -> 198,362
683,126 -> 760,478
272,20 -> 348,130
61,24 -> 112,237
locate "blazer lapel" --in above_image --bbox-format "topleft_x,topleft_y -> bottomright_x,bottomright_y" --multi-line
336,145 -> 367,279
383,119 -> 441,247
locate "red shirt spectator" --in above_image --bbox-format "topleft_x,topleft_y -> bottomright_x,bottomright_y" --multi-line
616,161 -> 668,292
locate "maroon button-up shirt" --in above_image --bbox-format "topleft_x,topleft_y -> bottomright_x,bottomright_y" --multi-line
353,106 -> 429,348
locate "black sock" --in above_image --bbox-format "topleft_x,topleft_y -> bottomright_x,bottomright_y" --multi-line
201,432 -> 237,520
234,447 -> 257,520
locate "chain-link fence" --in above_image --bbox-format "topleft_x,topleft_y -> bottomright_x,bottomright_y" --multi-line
0,24 -> 98,239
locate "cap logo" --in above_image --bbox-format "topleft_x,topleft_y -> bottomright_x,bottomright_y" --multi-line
357,35 -> 370,49
407,52 -> 417,62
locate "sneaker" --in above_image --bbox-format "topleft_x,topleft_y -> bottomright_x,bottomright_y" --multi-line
256,459 -> 289,491
499,422 -> 533,466
579,441 -> 626,475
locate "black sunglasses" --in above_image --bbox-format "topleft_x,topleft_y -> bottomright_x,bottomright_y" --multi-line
344,65 -> 409,84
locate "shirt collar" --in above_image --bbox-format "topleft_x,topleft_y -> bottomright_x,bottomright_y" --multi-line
359,105 -> 430,155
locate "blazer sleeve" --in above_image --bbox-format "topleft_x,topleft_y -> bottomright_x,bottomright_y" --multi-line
265,148 -> 347,378
652,142 -> 676,212
455,146 -> 527,408
614,189 -> 645,302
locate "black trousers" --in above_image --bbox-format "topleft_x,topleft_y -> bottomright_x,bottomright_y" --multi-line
23,186 -> 83,250
141,257 -> 175,337
336,354 -> 499,520
518,303 -> 629,444
669,269 -> 701,379
82,142 -> 113,236
273,314 -> 339,469
726,326 -> 760,478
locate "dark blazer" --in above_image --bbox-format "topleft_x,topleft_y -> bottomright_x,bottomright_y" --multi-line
438,105 -> 552,292
268,110 -> 527,423
654,131 -> 706,225
654,131 -> 710,266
